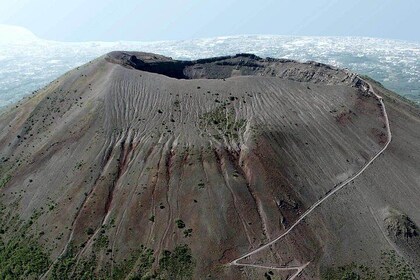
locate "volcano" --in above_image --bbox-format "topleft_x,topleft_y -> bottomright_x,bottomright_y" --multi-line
0,52 -> 419,279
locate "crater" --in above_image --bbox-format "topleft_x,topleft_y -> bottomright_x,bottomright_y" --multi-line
106,51 -> 267,79
105,51 -> 360,87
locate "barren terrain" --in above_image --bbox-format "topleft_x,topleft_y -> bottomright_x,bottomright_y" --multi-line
0,52 -> 419,279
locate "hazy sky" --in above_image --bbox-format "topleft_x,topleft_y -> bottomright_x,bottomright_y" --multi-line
0,0 -> 419,42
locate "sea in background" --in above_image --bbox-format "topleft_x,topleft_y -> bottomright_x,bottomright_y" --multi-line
0,29 -> 419,107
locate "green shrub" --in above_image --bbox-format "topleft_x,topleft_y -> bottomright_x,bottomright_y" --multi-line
113,246 -> 154,280
199,106 -> 246,141
0,174 -> 11,189
0,237 -> 50,279
321,251 -> 416,280
158,244 -> 195,280
175,219 -> 185,229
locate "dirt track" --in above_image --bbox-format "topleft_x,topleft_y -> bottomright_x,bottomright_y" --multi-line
229,78 -> 392,279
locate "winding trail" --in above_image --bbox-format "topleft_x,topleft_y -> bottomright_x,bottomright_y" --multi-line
228,77 -> 392,279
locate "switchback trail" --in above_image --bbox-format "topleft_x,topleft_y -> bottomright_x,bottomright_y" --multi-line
228,77 -> 392,280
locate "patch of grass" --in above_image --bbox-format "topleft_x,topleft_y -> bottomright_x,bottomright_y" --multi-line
321,262 -> 376,280
49,244 -> 77,279
49,243 -> 96,280
112,244 -> 195,280
199,106 -> 246,141
380,250 -> 416,280
93,233 -> 109,250
321,250 -> 416,280
0,174 -> 11,189
0,201 -> 194,280
112,245 -> 154,280
0,236 -> 50,279
158,244 -> 195,280
0,205 -> 50,279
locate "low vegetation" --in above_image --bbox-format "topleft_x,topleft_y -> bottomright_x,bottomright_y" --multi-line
50,242 -> 195,280
112,245 -> 154,280
158,244 -> 195,279
93,232 -> 109,250
50,244 -> 97,280
0,174 -> 11,189
175,219 -> 185,229
321,262 -> 376,280
112,244 -> 195,280
199,106 -> 246,141
0,205 -> 50,279
321,250 -> 416,280
0,236 -> 50,279
380,250 -> 416,279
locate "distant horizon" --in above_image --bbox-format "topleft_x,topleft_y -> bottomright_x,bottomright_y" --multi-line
1,28 -> 419,109
1,0 -> 419,42
1,24 -> 420,45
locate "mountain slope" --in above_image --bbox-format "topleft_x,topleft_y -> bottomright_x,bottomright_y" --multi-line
0,52 -> 418,279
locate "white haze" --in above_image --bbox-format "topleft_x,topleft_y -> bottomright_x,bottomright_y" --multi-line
0,26 -> 419,107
